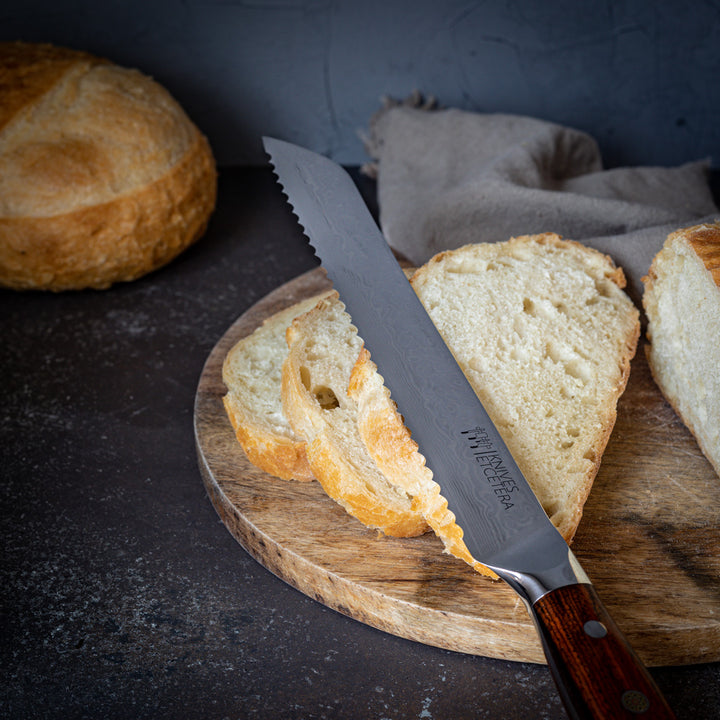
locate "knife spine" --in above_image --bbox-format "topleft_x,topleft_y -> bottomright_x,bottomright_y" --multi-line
264,138 -> 593,594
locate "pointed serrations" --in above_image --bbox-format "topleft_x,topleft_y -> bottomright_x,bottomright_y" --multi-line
265,157 -> 322,267
260,137 -> 568,574
266,141 -> 431,479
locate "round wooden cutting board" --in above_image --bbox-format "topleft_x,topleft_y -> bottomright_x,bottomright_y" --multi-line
194,268 -> 720,666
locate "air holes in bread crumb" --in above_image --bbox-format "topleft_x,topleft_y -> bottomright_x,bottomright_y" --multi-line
564,359 -> 592,384
544,500 -> 560,517
594,278 -> 613,298
544,340 -> 562,365
300,366 -> 312,392
300,366 -> 340,410
445,258 -> 486,273
544,341 -> 592,385
523,297 -> 556,320
314,385 -> 340,410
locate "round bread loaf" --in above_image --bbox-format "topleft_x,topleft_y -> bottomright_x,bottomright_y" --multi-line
0,42 -> 217,291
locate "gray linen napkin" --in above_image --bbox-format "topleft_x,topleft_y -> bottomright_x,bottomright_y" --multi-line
363,102 -> 718,305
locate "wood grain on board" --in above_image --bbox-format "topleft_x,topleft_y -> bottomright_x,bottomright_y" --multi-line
194,268 -> 720,666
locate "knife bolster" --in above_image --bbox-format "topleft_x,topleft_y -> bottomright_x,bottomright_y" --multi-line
490,548 -> 590,607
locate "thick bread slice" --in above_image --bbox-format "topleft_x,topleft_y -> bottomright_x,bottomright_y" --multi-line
222,294 -> 330,482
349,350 -> 497,577
642,222 -> 720,477
282,293 -> 429,537
350,234 -> 639,576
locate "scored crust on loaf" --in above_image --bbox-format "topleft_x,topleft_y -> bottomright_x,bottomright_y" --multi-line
0,42 -> 217,291
643,222 -> 720,477
282,292 -> 429,538
222,294 -> 331,482
350,234 -> 639,576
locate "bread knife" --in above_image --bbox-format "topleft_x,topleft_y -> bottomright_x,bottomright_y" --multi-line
262,136 -> 676,720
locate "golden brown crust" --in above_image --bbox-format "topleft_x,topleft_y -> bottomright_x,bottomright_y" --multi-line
0,132 -> 216,290
221,294 -> 332,483
0,42 -> 104,132
676,222 -> 720,287
0,41 -> 217,291
350,349 -> 498,577
645,222 -> 720,290
222,395 -> 314,482
306,434 -> 429,537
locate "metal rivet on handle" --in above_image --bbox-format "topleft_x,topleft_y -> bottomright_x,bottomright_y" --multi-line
621,690 -> 650,714
583,620 -> 608,638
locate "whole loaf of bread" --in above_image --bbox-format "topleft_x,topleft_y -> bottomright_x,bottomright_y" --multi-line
0,42 -> 217,291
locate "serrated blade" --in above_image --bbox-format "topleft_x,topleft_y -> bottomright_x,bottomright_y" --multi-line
261,136 -> 679,720
262,136 -> 577,596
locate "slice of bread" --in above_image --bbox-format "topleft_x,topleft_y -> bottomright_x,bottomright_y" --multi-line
642,222 -> 720,477
282,293 -> 430,537
349,234 -> 639,575
222,294 -> 330,482
348,348 -> 495,574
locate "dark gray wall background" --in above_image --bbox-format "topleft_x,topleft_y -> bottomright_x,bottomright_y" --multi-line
2,0 -> 719,170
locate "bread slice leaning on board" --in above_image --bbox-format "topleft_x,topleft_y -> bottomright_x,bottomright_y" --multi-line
642,222 -> 720,478
222,293 -> 331,482
279,233 -> 640,576
348,234 -> 639,576
282,289 -> 430,538
221,280 -> 431,536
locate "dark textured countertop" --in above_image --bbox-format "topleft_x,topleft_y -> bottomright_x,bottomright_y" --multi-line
2,167 -> 719,720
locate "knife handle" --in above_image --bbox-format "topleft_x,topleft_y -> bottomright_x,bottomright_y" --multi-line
532,583 -> 676,720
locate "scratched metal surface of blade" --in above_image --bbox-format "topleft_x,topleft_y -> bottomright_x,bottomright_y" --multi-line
263,136 -> 572,580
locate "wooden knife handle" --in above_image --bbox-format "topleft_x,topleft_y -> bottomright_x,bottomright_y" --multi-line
532,583 -> 676,719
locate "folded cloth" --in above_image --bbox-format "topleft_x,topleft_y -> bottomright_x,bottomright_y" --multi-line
363,101 -> 719,304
